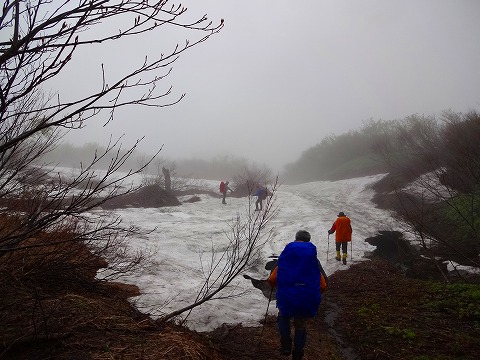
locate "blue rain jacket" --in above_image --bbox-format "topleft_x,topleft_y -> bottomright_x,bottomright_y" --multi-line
276,241 -> 321,318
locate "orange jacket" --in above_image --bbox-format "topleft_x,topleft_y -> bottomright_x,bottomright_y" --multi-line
329,216 -> 352,242
267,266 -> 328,294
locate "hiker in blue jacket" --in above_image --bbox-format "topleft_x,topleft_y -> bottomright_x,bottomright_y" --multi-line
267,230 -> 325,360
254,185 -> 268,211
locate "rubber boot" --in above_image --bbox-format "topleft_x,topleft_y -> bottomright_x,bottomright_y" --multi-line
292,329 -> 306,359
342,253 -> 347,265
335,250 -> 341,261
292,349 -> 304,360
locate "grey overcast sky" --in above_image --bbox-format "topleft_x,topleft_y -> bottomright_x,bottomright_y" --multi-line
57,0 -> 480,173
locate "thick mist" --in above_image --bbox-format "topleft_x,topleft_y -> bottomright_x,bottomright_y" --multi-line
51,0 -> 480,174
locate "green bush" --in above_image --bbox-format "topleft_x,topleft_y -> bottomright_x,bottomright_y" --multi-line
425,283 -> 480,322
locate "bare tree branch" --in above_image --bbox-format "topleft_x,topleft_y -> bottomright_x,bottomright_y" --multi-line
0,0 -> 224,153
373,112 -> 480,279
160,179 -> 280,323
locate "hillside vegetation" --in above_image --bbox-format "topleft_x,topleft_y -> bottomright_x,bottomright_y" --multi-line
282,111 -> 480,184
2,111 -> 480,359
2,235 -> 479,359
283,110 -> 480,266
282,128 -> 389,184
1,0 -> 478,357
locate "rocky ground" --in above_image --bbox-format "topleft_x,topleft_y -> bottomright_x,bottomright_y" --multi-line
2,243 -> 479,360
206,256 -> 480,360
2,182 -> 480,359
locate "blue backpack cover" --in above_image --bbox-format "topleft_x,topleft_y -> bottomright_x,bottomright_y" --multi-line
276,241 -> 321,318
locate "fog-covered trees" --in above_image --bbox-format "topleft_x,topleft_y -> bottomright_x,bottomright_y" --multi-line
0,0 -> 282,343
1,1 -> 223,151
282,110 -> 479,279
0,1 -> 223,346
0,0 -> 223,265
282,127 -> 389,184
372,111 -> 480,277
161,181 -> 279,323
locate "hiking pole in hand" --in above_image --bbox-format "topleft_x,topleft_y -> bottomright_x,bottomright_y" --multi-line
350,240 -> 353,261
327,233 -> 330,262
257,286 -> 274,351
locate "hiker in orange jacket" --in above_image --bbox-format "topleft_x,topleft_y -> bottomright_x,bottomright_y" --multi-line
328,212 -> 352,265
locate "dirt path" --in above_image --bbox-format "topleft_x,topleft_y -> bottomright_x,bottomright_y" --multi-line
207,258 -> 480,360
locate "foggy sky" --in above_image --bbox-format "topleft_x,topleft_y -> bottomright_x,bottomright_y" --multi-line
55,0 -> 480,173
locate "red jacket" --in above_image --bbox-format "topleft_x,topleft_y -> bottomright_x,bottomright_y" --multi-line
329,215 -> 352,242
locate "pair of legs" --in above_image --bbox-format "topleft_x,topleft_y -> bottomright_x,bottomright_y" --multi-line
335,242 -> 348,264
255,198 -> 263,210
222,191 -> 227,204
277,312 -> 307,359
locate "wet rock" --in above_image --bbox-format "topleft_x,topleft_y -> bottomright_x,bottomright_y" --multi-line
365,230 -> 417,263
183,196 -> 201,203
102,184 -> 181,209
365,230 -> 449,280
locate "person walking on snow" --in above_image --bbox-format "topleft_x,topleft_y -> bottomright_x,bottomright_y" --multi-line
267,230 -> 328,360
254,185 -> 268,211
162,167 -> 171,192
328,212 -> 352,265
221,181 -> 233,204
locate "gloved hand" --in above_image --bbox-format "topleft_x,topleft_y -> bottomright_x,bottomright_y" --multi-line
328,230 -> 333,235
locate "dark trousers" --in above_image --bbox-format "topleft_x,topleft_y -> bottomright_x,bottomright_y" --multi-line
277,312 -> 307,355
335,242 -> 348,254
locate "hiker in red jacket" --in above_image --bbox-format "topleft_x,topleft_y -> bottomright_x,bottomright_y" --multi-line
328,212 -> 352,265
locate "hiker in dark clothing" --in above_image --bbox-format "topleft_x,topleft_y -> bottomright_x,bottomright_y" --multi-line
162,167 -> 171,192
267,230 -> 327,360
221,181 -> 232,204
254,185 -> 268,211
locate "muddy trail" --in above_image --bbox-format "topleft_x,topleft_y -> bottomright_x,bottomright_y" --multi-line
206,235 -> 480,360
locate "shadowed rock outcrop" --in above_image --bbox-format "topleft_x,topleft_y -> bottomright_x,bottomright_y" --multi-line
101,184 -> 181,209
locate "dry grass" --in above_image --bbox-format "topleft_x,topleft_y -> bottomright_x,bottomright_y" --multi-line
2,211 -> 480,360
0,212 -> 222,360
0,267 -> 222,360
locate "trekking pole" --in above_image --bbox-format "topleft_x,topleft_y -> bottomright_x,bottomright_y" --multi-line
257,286 -> 274,351
326,234 -> 330,262
351,238 -> 353,262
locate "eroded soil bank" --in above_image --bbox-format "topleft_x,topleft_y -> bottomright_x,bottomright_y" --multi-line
207,253 -> 480,360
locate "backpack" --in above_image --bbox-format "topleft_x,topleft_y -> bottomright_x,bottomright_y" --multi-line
219,181 -> 225,193
276,242 -> 322,318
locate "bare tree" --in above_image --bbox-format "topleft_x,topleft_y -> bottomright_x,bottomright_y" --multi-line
230,162 -> 274,198
160,179 -> 280,324
0,1 -> 223,153
140,157 -> 204,193
0,0 -> 281,347
0,0 -> 223,345
0,0 -> 222,259
373,112 -> 480,280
